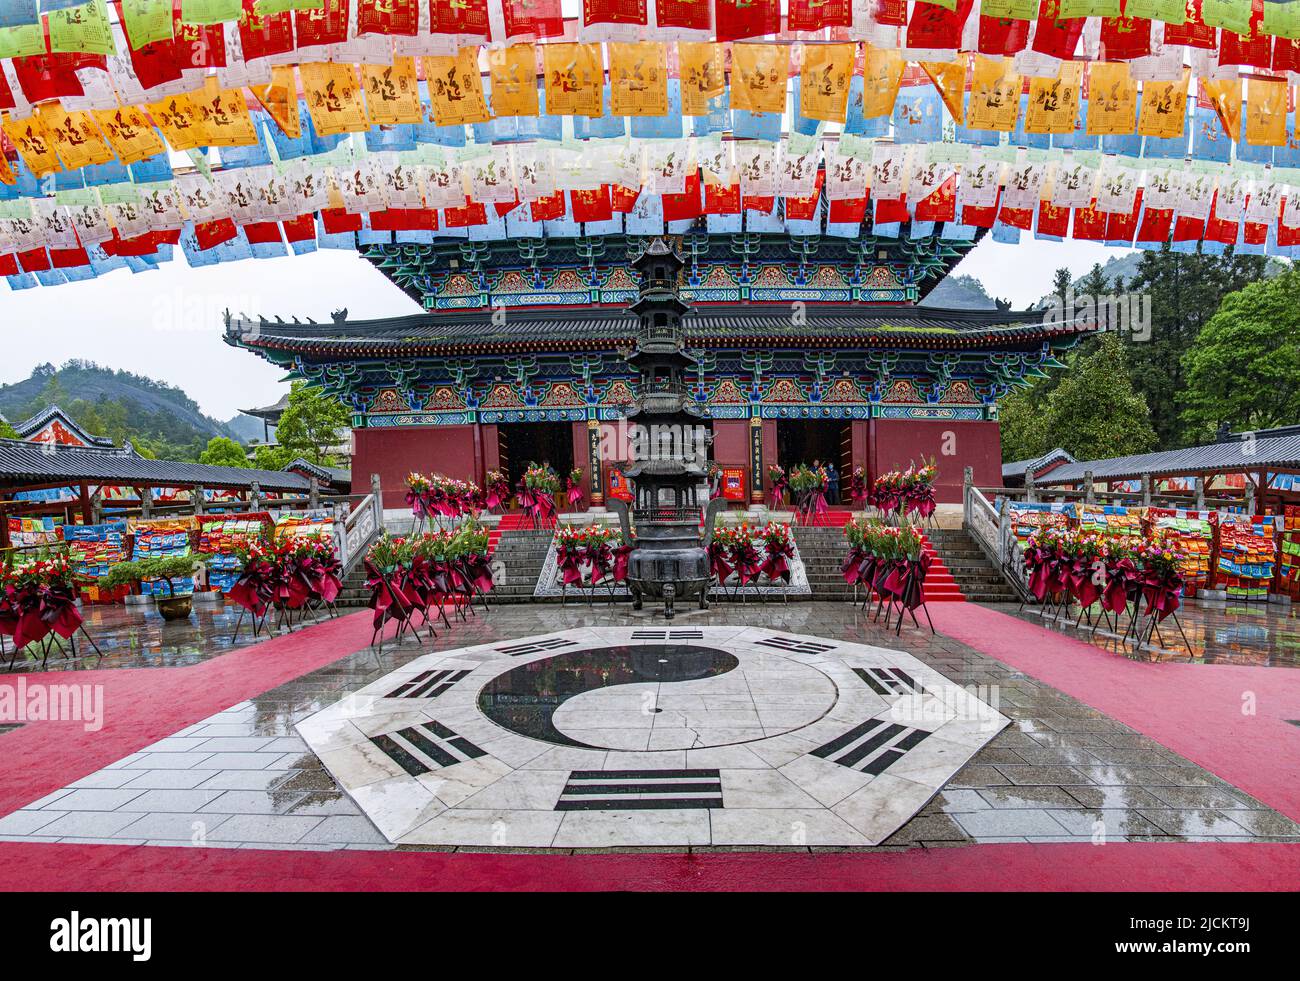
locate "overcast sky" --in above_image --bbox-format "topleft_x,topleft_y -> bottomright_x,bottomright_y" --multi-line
0,237 -> 1129,421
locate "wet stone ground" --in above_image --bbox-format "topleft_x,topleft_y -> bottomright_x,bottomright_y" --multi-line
994,598 -> 1300,670
1,602 -> 1296,852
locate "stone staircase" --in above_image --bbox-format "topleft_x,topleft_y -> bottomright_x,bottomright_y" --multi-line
925,527 -> 1020,604
794,526 -> 963,602
489,529 -> 555,603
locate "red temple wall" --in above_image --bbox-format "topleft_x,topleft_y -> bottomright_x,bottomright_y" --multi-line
868,419 -> 1002,504
352,426 -> 482,508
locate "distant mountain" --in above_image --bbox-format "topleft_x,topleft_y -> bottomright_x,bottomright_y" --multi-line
225,413 -> 269,444
0,360 -> 236,459
920,273 -> 1000,310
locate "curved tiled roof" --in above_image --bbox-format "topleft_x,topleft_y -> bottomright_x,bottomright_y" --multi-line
1037,431 -> 1300,486
0,439 -> 312,493
226,305 -> 1092,359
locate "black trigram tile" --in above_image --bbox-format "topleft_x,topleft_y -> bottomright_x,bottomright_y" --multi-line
810,720 -> 931,776
496,637 -> 577,657
369,721 -> 487,777
853,666 -> 926,697
631,629 -> 704,640
755,635 -> 835,655
555,769 -> 724,811
387,668 -> 472,699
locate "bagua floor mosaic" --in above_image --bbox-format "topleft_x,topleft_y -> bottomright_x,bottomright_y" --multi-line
295,627 -> 1006,847
532,543 -> 812,599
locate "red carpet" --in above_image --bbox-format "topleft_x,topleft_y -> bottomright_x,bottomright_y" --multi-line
0,840 -> 1294,891
930,604 -> 1300,822
0,611 -> 379,818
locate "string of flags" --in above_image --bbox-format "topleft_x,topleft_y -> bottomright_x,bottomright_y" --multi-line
6,0 -> 1300,287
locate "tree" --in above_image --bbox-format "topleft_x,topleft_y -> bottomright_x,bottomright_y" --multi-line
252,443 -> 295,471
199,436 -> 251,468
272,382 -> 350,465
1050,267 -> 1073,307
0,418 -> 18,440
1122,248 -> 1272,448
1040,332 -> 1157,461
1181,270 -> 1300,434
997,382 -> 1051,463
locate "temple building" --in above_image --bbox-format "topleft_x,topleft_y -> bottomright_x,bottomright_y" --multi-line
225,232 -> 1090,508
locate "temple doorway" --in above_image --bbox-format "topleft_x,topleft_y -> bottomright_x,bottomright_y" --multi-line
776,419 -> 852,499
497,422 -> 574,487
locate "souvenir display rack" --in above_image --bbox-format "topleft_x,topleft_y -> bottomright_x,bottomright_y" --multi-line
1215,514 -> 1278,602
1147,507 -> 1216,598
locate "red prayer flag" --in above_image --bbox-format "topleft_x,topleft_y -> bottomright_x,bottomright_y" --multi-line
1136,207 -> 1173,244
714,0 -> 780,41
582,0 -> 647,27
530,192 -> 566,222
874,197 -> 909,224
1099,14 -> 1151,61
907,0 -> 975,50
502,0 -> 564,37
661,174 -> 702,222
1037,200 -> 1070,237
321,208 -> 363,234
295,0 -> 350,47
239,0 -> 295,59
828,196 -> 868,223
1032,1 -> 1085,59
789,0 -> 852,31
978,16 -> 1030,57
357,0 -> 419,36
194,219 -> 237,250
1164,0 -> 1216,47
610,184 -> 641,213
657,0 -> 711,30
282,214 -> 318,241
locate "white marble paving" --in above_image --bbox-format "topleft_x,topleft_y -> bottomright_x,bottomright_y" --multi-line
296,626 -> 1009,848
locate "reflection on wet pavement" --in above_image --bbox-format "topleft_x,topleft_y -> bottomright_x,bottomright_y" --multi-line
992,599 -> 1300,669
2,601 -> 319,673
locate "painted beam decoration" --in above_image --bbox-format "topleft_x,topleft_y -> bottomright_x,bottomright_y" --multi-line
1,1 -> 1300,286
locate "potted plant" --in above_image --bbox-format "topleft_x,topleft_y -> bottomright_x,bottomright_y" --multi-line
105,555 -> 209,621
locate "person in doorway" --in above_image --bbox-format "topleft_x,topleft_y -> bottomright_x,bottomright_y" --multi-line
827,461 -> 840,505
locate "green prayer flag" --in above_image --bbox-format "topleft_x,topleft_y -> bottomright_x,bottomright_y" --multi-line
1262,0 -> 1300,38
122,0 -> 175,47
1125,0 -> 1186,23
1200,0 -> 1253,35
0,23 -> 45,59
179,0 -> 243,26
980,0 -> 1038,18
47,0 -> 116,55
253,0 -> 325,12
1058,0 -> 1120,18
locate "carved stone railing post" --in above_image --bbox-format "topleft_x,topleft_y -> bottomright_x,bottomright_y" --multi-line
371,473 -> 385,531
1141,473 -> 1151,507
1084,470 -> 1095,505
1025,467 -> 1037,504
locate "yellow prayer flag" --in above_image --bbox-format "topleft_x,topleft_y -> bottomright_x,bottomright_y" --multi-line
920,58 -> 968,124
799,43 -> 856,123
1246,77 -> 1287,146
731,43 -> 789,116
192,79 -> 259,148
249,65 -> 302,140
363,57 -> 423,126
678,42 -> 724,116
39,106 -> 113,171
2,112 -> 62,177
146,92 -> 208,152
1200,76 -> 1241,142
300,62 -> 369,137
862,45 -> 905,119
543,43 -> 603,117
965,55 -> 1021,132
91,104 -> 165,166
610,42 -> 668,117
0,151 -> 14,186
424,48 -> 491,127
1136,69 -> 1188,140
1024,62 -> 1083,135
488,44 -> 540,118
1086,63 -> 1138,136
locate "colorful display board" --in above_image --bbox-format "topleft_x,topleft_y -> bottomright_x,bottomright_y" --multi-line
1216,513 -> 1278,601
1147,507 -> 1216,596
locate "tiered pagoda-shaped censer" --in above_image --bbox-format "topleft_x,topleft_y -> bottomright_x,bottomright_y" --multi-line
611,239 -> 725,618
